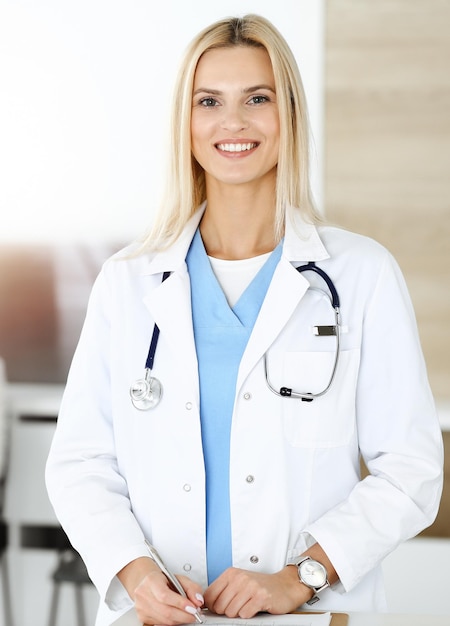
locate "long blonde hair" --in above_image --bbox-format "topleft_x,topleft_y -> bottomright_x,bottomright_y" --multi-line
141,14 -> 321,251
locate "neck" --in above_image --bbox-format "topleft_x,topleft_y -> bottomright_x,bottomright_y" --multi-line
200,180 -> 278,260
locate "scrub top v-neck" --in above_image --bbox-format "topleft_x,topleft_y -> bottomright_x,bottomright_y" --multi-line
186,229 -> 282,584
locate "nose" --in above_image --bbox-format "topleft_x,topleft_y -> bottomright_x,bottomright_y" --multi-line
220,104 -> 249,132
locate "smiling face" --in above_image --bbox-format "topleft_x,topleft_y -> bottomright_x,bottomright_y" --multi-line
191,45 -> 280,193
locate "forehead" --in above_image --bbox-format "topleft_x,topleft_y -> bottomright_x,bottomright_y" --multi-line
193,46 -> 275,87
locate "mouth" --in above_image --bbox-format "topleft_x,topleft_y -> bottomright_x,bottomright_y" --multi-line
215,142 -> 258,153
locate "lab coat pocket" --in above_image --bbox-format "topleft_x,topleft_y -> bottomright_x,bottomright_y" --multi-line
282,349 -> 360,447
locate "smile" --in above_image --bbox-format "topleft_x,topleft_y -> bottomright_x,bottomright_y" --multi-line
216,142 -> 258,153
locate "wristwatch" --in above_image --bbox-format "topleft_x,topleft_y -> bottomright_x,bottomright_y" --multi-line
293,556 -> 330,605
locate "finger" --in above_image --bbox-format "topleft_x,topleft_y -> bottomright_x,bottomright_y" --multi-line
203,571 -> 230,611
217,583 -> 266,618
205,569 -> 249,615
138,604 -> 199,626
135,574 -> 201,625
176,575 -> 205,607
205,570 -> 270,618
137,598 -> 200,626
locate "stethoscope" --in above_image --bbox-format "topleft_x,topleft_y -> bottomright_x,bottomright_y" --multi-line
264,261 -> 341,402
129,271 -> 170,410
130,262 -> 340,410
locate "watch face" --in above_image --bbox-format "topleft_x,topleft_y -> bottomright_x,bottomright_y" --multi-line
299,559 -> 327,587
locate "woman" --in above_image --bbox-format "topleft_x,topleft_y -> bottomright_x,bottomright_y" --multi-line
46,14 -> 443,626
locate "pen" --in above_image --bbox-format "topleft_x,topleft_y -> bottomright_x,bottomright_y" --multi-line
145,540 -> 204,624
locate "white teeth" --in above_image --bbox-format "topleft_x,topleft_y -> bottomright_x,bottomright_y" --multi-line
217,143 -> 256,152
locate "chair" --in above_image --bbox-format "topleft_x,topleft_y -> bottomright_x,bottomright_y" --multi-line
0,517 -> 14,626
0,358 -> 14,625
47,546 -> 92,626
19,524 -> 92,626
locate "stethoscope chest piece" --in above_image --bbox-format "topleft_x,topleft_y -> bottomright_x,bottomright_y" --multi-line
130,369 -> 162,410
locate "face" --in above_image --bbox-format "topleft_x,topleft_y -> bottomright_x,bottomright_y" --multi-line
191,46 -> 280,191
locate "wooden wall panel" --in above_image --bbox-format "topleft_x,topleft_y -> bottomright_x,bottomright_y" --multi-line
324,0 -> 450,401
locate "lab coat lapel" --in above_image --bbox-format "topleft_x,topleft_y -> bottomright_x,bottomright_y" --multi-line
236,210 -> 330,392
236,258 -> 309,392
143,267 -> 199,402
140,208 -> 204,402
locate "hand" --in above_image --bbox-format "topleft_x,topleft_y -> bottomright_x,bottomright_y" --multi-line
203,566 -> 312,619
135,570 -> 204,625
120,559 -> 204,626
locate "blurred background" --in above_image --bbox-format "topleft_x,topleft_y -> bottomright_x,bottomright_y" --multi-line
0,0 -> 448,624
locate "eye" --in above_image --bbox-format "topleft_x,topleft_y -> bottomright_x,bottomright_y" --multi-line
198,97 -> 220,107
248,95 -> 270,105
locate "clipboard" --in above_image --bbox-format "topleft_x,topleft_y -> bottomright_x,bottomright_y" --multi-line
329,614 -> 348,626
113,609 -> 349,626
295,612 -> 349,626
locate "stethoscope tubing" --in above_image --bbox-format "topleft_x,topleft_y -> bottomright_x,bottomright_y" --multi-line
145,271 -> 171,371
264,261 -> 341,400
130,262 -> 341,409
129,271 -> 170,410
264,305 -> 340,401
296,261 -> 340,309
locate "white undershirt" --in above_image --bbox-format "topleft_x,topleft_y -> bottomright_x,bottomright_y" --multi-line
208,252 -> 272,308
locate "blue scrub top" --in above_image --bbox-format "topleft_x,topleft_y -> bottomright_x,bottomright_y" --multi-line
186,229 -> 282,583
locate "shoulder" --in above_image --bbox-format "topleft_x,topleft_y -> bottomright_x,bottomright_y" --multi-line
99,241 -> 156,280
86,242 -> 161,311
316,224 -> 397,272
313,225 -> 409,299
318,225 -> 388,258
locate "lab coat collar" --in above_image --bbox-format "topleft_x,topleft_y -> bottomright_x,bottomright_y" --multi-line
141,202 -> 329,275
140,203 -> 329,399
282,206 -> 329,263
140,203 -> 206,276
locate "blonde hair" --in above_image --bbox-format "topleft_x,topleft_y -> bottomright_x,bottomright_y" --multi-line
141,14 -> 321,251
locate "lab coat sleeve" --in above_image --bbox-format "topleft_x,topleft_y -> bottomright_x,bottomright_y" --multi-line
303,250 -> 443,592
45,263 -> 148,611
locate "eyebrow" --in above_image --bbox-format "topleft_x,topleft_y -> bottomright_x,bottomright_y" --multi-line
193,84 -> 276,96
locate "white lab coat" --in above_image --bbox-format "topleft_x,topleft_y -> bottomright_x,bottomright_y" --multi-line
46,206 -> 443,626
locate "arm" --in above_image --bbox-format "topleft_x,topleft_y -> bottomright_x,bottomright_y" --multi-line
207,248 -> 443,614
46,261 -> 206,622
45,264 -> 152,609
303,251 -> 443,592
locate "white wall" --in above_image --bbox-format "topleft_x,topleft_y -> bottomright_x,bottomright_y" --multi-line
0,0 -> 324,244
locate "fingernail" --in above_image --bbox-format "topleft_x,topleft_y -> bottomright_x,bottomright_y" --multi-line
195,593 -> 204,604
185,606 -> 198,616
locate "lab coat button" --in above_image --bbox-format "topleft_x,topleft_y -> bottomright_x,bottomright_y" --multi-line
243,392 -> 252,400
250,555 -> 259,564
183,563 -> 192,572
185,402 -> 193,410
246,475 -> 255,483
183,484 -> 191,492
